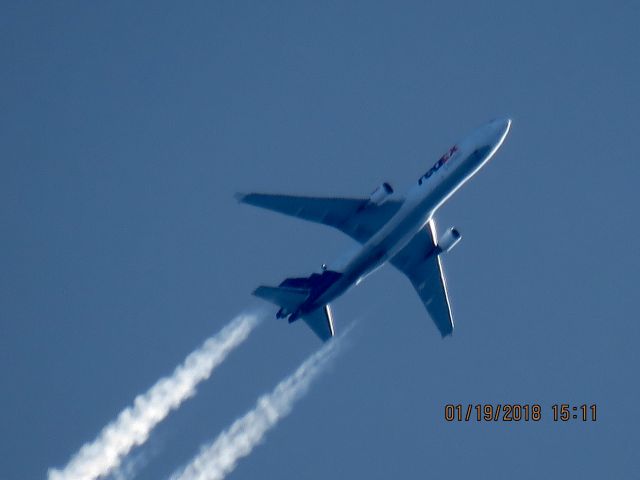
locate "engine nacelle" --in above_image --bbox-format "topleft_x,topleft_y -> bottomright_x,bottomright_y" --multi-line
369,182 -> 394,205
438,227 -> 461,253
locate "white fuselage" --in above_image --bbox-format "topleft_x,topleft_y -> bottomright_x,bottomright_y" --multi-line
308,118 -> 511,311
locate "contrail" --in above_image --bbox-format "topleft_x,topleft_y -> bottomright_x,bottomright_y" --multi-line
48,312 -> 262,480
170,331 -> 347,480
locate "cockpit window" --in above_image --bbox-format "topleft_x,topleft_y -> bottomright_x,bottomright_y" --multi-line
471,145 -> 492,161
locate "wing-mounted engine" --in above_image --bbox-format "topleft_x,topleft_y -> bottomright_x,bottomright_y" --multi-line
437,227 -> 461,253
369,182 -> 394,205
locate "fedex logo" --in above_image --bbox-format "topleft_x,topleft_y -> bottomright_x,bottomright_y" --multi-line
418,145 -> 458,185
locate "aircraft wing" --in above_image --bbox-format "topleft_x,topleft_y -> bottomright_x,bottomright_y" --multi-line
390,219 -> 454,337
237,193 -> 403,244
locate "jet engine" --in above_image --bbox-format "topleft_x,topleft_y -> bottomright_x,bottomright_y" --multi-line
438,227 -> 461,253
369,182 -> 394,205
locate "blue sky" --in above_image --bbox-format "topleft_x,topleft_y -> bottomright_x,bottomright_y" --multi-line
1,1 -> 639,478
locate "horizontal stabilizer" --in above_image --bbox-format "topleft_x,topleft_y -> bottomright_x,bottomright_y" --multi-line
253,286 -> 308,312
253,285 -> 336,342
303,304 -> 335,342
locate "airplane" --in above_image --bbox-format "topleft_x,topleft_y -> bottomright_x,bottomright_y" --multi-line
237,118 -> 512,341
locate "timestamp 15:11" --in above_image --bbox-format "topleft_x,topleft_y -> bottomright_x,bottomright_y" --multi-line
551,404 -> 597,421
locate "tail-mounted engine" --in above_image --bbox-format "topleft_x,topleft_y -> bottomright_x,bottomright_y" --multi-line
437,227 -> 461,253
369,182 -> 394,205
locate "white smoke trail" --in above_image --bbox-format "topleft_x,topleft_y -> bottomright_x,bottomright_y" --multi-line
170,333 -> 347,480
108,448 -> 149,480
48,312 -> 262,480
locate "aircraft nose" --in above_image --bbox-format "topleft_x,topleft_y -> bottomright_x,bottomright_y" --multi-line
489,117 -> 512,146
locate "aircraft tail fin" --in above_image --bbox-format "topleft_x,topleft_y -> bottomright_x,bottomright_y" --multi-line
253,284 -> 336,342
253,270 -> 342,342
